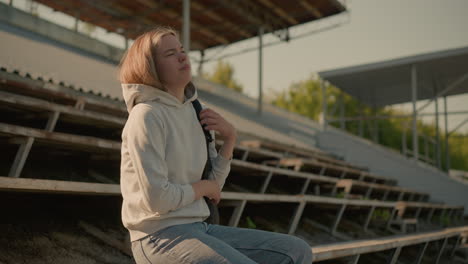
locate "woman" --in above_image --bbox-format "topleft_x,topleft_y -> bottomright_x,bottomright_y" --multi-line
119,26 -> 313,264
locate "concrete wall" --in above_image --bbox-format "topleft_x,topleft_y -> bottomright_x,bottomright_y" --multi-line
0,2 -> 124,63
316,127 -> 468,214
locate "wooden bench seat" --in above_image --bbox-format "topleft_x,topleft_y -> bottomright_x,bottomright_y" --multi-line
388,218 -> 418,234
335,179 -> 429,202
311,226 -> 468,262
263,157 -> 395,185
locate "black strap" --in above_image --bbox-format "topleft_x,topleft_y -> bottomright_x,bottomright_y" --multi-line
192,99 -> 220,224
192,99 -> 213,180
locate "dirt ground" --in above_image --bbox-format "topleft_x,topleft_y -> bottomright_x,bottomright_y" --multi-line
0,191 -> 134,264
1,190 -> 466,264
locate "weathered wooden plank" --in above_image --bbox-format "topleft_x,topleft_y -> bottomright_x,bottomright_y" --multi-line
0,91 -> 126,127
232,159 -> 337,183
239,139 -> 367,171
311,226 -> 468,261
0,123 -> 121,151
221,191 -> 396,208
336,179 -> 428,197
0,176 -> 121,195
0,73 -> 127,115
397,201 -> 463,210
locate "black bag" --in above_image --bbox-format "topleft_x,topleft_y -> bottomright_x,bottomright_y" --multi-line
192,99 -> 220,225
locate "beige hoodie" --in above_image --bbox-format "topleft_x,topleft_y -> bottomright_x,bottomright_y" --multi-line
120,83 -> 231,242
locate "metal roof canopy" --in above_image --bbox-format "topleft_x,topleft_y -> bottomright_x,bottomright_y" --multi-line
319,45 -> 468,170
34,0 -> 346,51
32,0 -> 346,115
319,45 -> 468,107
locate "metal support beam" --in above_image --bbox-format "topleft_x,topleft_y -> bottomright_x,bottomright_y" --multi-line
322,80 -> 327,130
382,189 -> 390,201
359,107 -> 363,137
427,208 -> 435,223
259,171 -> 273,194
402,122 -> 407,157
446,209 -> 454,223
444,96 -> 450,171
228,200 -> 247,227
363,206 -> 375,232
182,0 -> 190,52
415,241 -> 429,264
241,149 -> 249,161
438,208 -> 446,224
340,92 -> 345,130
8,109 -> 61,178
46,111 -> 60,132
434,83 -> 441,169
326,110 -> 468,122
448,117 -> 468,135
411,64 -> 419,161
397,191 -> 405,201
389,246 -> 402,264
331,170 -> 344,195
365,186 -> 374,199
373,108 -> 379,143
424,135 -> 429,162
331,204 -> 346,235
257,26 -> 264,115
197,50 -> 205,76
300,178 -> 311,195
417,71 -> 468,113
288,201 -> 306,235
351,254 -> 360,264
435,237 -> 448,264
8,137 -> 34,178
414,207 -> 422,219
386,208 -> 397,230
450,235 -> 462,258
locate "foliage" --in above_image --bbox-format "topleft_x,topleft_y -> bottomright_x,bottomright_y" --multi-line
439,214 -> 452,226
270,75 -> 468,171
203,60 -> 244,93
335,192 -> 345,199
372,209 -> 391,222
245,216 -> 257,229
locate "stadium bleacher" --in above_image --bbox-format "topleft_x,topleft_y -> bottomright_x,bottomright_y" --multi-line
1,67 -> 467,263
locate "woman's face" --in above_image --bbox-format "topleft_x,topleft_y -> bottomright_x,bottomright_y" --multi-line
154,34 -> 191,90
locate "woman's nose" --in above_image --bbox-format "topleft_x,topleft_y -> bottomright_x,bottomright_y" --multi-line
178,52 -> 187,62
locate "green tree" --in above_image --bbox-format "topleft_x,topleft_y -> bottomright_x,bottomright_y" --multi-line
270,75 -> 468,171
203,60 -> 244,93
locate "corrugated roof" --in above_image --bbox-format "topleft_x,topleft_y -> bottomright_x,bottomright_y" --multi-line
319,46 -> 468,107
34,0 -> 346,50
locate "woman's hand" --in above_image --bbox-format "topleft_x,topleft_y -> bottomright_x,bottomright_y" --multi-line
192,180 -> 221,205
199,108 -> 237,142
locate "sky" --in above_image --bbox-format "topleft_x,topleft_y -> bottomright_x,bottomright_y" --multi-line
2,0 -> 468,133
198,0 -> 468,134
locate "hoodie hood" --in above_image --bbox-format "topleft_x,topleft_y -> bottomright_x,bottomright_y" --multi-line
121,82 -> 198,113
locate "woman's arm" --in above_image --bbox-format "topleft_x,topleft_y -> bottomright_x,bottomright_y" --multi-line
191,107 -> 237,205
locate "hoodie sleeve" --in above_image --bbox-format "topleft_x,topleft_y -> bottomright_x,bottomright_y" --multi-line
125,104 -> 195,215
207,131 -> 231,189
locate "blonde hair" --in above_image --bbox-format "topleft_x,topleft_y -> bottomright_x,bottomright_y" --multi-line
118,26 -> 179,91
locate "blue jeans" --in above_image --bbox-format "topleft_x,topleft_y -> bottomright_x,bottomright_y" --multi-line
131,222 -> 313,264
